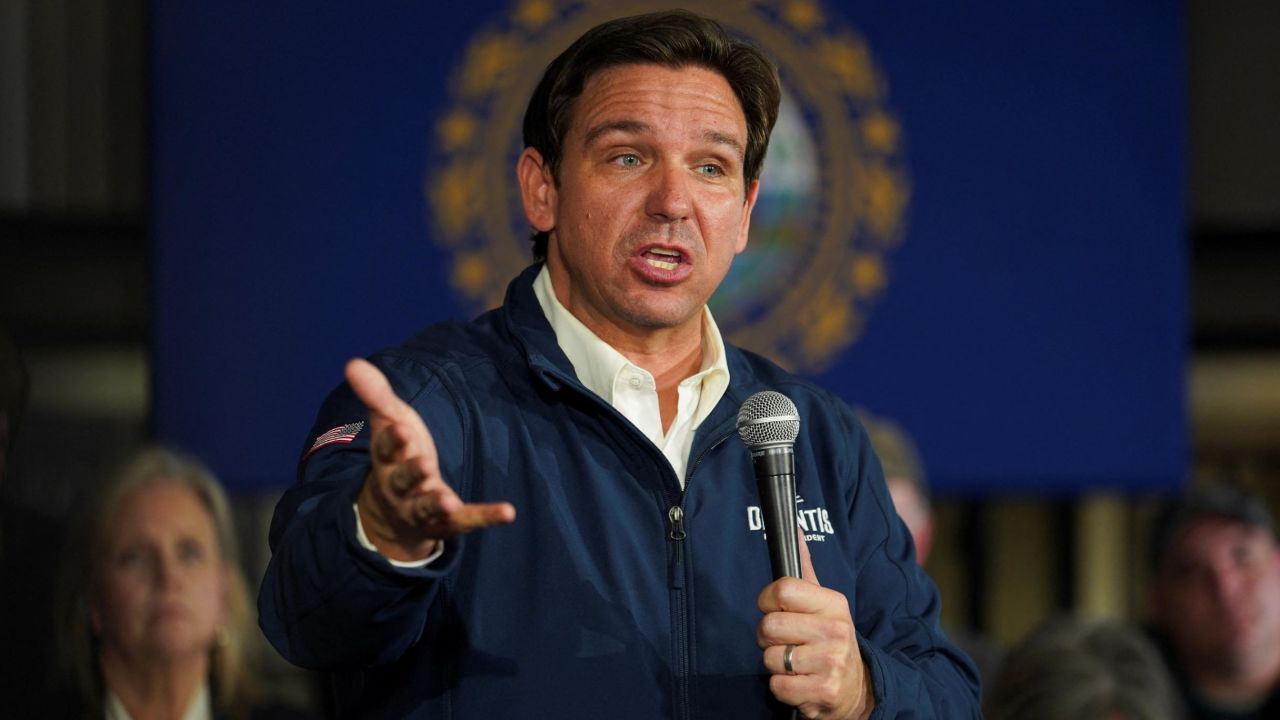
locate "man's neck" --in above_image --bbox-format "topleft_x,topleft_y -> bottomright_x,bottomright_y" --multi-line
600,326 -> 701,434
1188,646 -> 1280,709
534,264 -> 713,432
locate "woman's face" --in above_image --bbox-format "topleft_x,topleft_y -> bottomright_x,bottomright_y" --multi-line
92,481 -> 228,664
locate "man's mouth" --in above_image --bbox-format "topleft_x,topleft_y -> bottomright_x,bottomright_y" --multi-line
642,248 -> 683,271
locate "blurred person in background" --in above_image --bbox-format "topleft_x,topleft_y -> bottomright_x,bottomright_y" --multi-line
860,409 -> 1004,681
0,326 -> 63,713
1146,483 -> 1280,720
0,326 -> 24,482
984,614 -> 1183,720
56,447 -> 313,720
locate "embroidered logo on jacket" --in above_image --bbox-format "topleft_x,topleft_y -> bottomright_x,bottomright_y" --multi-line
747,495 -> 836,543
305,421 -> 365,457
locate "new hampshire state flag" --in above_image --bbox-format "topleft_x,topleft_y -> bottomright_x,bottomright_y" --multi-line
152,0 -> 1185,495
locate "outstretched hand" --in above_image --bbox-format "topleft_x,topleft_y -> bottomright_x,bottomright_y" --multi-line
757,534 -> 875,720
347,358 -> 515,562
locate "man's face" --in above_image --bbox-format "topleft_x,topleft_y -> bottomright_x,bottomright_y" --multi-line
1150,517 -> 1280,675
520,64 -> 759,344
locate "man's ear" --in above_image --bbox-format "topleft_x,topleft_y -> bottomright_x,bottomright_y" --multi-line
518,147 -> 556,233
735,179 -> 760,254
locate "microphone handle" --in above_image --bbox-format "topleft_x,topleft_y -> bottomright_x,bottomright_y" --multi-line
752,446 -> 801,580
752,446 -> 802,720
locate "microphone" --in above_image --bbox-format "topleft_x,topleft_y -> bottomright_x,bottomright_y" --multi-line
737,391 -> 802,581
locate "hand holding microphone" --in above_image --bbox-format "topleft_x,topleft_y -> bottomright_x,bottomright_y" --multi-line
739,391 -> 875,720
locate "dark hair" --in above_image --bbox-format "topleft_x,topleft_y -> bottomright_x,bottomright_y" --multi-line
1147,483 -> 1276,575
522,9 -> 781,260
985,615 -> 1183,720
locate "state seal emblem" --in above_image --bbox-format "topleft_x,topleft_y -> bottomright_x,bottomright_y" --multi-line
427,0 -> 909,372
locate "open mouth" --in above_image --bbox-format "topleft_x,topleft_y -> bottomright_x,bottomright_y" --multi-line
642,248 -> 683,271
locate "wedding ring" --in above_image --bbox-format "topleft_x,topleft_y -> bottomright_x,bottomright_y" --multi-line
783,643 -> 796,675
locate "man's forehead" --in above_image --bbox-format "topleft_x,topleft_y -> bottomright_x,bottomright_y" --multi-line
571,63 -> 746,139
1172,516 -> 1274,554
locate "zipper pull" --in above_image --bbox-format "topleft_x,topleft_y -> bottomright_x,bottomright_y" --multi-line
668,505 -> 687,540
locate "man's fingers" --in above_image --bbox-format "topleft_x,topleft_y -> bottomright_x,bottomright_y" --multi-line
346,358 -> 407,421
411,497 -> 517,536
387,459 -> 427,494
453,501 -> 517,530
757,605 -> 847,648
372,423 -> 408,465
350,358 -> 440,475
345,359 -> 511,549
798,529 -> 819,585
758,576 -> 832,615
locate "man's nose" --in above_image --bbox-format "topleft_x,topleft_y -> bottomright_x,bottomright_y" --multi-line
645,162 -> 692,221
1209,564 -> 1247,602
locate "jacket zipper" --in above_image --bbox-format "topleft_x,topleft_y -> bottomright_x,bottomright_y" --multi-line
535,363 -> 741,719
666,428 -> 735,720
667,504 -> 690,720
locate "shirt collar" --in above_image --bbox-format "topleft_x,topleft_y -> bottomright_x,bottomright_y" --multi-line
104,680 -> 212,720
531,265 -> 730,404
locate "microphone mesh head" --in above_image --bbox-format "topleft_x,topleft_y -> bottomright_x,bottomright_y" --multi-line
737,391 -> 800,447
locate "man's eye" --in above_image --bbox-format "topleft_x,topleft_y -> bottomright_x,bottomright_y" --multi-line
1232,543 -> 1258,566
614,154 -> 641,167
696,164 -> 724,177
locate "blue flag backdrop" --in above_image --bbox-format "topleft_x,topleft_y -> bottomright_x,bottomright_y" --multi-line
151,0 -> 1186,495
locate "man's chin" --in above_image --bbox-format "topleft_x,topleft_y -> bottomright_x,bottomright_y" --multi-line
615,292 -> 705,329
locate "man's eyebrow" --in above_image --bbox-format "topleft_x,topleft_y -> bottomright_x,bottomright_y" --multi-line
583,120 -> 651,146
703,130 -> 745,159
581,121 -> 746,159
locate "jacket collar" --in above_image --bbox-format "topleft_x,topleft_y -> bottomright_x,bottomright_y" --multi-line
500,263 -> 766,419
500,263 -> 578,391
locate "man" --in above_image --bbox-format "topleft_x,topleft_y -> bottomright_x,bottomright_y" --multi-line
862,410 -> 1003,681
259,11 -> 979,719
1147,484 -> 1280,719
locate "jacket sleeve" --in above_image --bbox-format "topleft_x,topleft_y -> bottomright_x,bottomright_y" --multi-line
256,353 -> 468,671
837,402 -> 983,718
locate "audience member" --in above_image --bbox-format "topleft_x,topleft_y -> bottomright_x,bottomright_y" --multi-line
1146,483 -> 1280,719
0,326 -> 64,713
56,447 -> 312,720
985,614 -> 1183,720
861,409 -> 1004,681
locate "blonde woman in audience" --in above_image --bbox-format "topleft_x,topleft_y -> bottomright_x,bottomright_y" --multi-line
57,447 -> 307,720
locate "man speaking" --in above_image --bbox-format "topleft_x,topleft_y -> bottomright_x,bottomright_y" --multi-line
258,10 -> 979,719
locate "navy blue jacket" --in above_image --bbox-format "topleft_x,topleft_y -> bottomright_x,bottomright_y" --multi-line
259,265 -> 980,718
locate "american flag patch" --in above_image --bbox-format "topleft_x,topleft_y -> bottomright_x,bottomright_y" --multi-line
305,421 -> 365,457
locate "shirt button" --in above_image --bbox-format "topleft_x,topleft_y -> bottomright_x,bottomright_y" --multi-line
628,376 -> 643,389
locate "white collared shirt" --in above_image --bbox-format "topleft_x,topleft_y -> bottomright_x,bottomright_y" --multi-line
532,266 -> 730,486
105,681 -> 211,720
